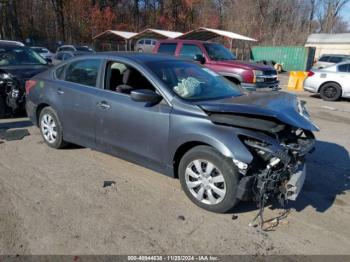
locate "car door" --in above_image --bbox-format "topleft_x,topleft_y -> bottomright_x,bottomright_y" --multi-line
178,43 -> 204,61
94,60 -> 171,171
55,58 -> 103,147
337,63 -> 350,94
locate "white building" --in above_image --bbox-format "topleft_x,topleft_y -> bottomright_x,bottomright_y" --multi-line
305,33 -> 350,58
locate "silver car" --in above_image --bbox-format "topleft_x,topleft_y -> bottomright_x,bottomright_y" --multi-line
304,61 -> 350,101
31,46 -> 54,59
134,38 -> 157,53
313,54 -> 350,69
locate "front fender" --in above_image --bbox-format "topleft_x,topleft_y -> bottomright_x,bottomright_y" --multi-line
168,109 -> 254,166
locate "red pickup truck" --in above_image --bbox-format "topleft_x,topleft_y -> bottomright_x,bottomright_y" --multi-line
153,39 -> 279,90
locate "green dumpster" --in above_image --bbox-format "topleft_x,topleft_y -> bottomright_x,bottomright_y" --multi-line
251,46 -> 315,71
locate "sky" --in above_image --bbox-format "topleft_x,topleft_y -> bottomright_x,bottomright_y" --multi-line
340,2 -> 350,23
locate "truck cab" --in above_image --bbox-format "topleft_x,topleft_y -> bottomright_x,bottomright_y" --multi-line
153,39 -> 279,91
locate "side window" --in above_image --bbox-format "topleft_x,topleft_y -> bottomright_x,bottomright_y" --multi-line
55,65 -> 65,79
338,64 -> 349,73
158,43 -> 177,55
145,39 -> 152,45
179,44 -> 203,59
329,56 -> 342,63
318,56 -> 330,62
139,40 -> 144,45
64,59 -> 101,87
151,40 -> 157,45
105,61 -> 155,95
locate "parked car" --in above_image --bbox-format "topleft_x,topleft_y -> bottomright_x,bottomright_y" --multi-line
0,40 -> 25,46
304,61 -> 350,101
56,45 -> 95,53
134,38 -> 157,53
30,46 -> 54,60
313,54 -> 350,69
153,40 -> 279,91
0,43 -> 50,118
26,53 -> 317,213
52,51 -> 89,65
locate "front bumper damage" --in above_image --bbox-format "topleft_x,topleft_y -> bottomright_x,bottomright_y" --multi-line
0,77 -> 25,113
235,129 -> 315,204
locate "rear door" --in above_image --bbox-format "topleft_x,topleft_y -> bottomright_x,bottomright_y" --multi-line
54,58 -> 102,147
337,63 -> 350,95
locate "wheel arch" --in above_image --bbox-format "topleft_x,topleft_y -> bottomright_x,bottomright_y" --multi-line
36,103 -> 50,126
318,81 -> 342,93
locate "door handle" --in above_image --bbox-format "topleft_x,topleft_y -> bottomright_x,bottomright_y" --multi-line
57,89 -> 64,95
97,101 -> 110,110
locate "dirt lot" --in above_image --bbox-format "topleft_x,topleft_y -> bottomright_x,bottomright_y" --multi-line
0,81 -> 349,255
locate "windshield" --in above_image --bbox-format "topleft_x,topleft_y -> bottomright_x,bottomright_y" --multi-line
204,43 -> 236,61
0,46 -> 47,66
147,61 -> 242,101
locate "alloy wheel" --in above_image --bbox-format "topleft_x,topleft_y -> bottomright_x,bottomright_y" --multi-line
41,114 -> 58,144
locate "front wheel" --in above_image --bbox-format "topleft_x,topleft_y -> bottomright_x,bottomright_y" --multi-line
178,145 -> 239,213
39,107 -> 67,149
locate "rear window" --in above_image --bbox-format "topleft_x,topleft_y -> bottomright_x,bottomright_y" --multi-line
157,43 -> 177,55
56,59 -> 101,87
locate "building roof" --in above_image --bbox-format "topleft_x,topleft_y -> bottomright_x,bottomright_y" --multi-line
177,27 -> 257,41
93,30 -> 137,41
306,33 -> 350,44
130,28 -> 183,40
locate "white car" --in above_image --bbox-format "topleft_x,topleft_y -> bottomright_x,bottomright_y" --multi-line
30,46 -> 54,59
0,40 -> 24,46
304,61 -> 350,101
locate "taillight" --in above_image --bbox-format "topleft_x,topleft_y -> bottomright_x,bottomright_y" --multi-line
25,80 -> 37,94
307,71 -> 314,77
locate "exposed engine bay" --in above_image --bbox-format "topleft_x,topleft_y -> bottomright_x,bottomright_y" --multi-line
0,75 -> 25,113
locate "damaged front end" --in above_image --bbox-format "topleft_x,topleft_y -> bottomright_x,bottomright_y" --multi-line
236,128 -> 315,204
206,109 -> 316,206
0,71 -> 25,115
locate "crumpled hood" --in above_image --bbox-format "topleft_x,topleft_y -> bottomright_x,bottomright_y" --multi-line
197,91 -> 319,131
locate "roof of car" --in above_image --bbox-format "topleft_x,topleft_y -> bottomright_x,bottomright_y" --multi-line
156,39 -> 209,44
98,52 -> 185,63
0,43 -> 27,49
321,54 -> 350,57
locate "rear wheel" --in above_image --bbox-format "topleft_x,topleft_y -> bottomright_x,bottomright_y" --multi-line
138,48 -> 143,53
0,95 -> 7,119
320,83 -> 342,101
178,145 -> 239,213
39,107 -> 67,149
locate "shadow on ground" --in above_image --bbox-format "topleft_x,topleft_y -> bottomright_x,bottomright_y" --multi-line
234,140 -> 350,214
290,140 -> 350,213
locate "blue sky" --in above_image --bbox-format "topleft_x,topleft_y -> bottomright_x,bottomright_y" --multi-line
340,2 -> 350,23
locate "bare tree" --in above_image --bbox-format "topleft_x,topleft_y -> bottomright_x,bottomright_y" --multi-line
318,0 -> 350,33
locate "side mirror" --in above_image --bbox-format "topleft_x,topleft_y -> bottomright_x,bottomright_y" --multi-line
193,54 -> 205,64
130,89 -> 162,103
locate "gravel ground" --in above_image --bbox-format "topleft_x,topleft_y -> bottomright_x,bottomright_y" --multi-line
0,77 -> 349,255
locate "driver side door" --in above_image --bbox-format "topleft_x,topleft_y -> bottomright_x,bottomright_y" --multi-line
94,60 -> 172,172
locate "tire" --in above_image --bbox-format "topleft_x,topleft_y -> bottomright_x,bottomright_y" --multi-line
138,48 -> 143,53
0,95 -> 6,119
178,145 -> 239,213
39,107 -> 67,149
319,83 -> 342,101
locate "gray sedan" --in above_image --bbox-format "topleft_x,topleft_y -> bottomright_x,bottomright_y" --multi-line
304,61 -> 350,101
26,53 -> 317,213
